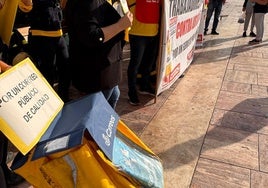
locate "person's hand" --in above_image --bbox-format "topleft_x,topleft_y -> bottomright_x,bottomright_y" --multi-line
0,0 -> 6,9
118,11 -> 133,30
21,0 -> 32,6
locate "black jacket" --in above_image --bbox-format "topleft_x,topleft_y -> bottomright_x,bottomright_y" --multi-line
65,0 -> 124,93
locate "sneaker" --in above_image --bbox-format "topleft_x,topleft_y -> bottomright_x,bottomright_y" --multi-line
249,32 -> 256,37
139,85 -> 155,96
211,30 -> 219,35
248,39 -> 261,44
242,31 -> 247,37
128,90 -> 140,106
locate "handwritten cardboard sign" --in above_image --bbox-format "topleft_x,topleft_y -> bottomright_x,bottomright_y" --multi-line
0,58 -> 64,154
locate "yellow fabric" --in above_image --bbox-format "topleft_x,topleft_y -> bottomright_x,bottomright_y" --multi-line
117,120 -> 154,154
30,29 -> 63,37
0,0 -> 19,45
127,0 -> 159,36
14,121 -> 160,187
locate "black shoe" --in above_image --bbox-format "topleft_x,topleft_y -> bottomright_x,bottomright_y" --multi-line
211,30 -> 219,35
139,85 -> 155,96
248,38 -> 261,44
6,171 -> 24,186
204,29 -> 208,35
249,32 -> 256,37
128,90 -> 140,106
242,31 -> 247,37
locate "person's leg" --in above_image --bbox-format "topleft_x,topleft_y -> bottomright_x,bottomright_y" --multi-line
204,3 -> 214,33
55,36 -> 71,102
138,35 -> 159,95
102,85 -> 120,109
0,167 -> 7,188
250,12 -> 256,34
249,13 -> 263,44
243,9 -> 252,33
0,133 -> 24,186
258,13 -> 265,41
28,36 -> 57,86
127,35 -> 147,104
211,2 -> 223,33
254,13 -> 264,41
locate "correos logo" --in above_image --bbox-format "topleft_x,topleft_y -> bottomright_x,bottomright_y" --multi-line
102,115 -> 116,146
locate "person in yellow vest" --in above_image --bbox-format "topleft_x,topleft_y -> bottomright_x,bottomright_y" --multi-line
126,0 -> 161,105
19,0 -> 71,102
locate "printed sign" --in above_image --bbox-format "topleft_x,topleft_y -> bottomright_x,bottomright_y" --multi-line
0,58 -> 64,155
156,0 -> 204,95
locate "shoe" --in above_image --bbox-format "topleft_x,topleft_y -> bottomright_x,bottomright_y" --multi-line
204,29 -> 208,35
211,30 -> 219,35
249,32 -> 256,37
128,90 -> 140,106
242,31 -> 247,37
139,85 -> 155,96
248,39 -> 261,44
6,171 -> 24,186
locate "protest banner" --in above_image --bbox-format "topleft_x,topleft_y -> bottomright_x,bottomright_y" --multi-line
156,0 -> 204,95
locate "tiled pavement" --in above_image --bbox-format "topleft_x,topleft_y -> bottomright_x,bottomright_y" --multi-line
15,0 -> 268,187
118,0 -> 268,187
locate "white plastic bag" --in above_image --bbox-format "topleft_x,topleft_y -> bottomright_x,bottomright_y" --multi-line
238,11 -> 245,23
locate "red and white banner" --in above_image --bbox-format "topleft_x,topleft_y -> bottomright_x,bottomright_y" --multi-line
156,0 -> 204,95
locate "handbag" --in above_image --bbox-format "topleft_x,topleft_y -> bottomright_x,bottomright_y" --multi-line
237,11 -> 245,23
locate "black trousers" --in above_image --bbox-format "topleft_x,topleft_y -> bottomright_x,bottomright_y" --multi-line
28,34 -> 71,102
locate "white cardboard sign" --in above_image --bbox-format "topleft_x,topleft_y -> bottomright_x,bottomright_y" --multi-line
0,58 -> 64,155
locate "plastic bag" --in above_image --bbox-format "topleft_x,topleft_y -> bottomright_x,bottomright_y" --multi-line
237,11 -> 245,24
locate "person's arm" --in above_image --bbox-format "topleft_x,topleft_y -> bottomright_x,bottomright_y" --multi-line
243,0 -> 248,11
101,11 -> 133,42
0,60 -> 11,73
19,0 -> 32,12
0,0 -> 6,10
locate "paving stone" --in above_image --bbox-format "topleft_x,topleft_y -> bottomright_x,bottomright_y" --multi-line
224,70 -> 257,84
191,158 -> 250,188
251,170 -> 268,187
201,126 -> 259,170
259,134 -> 268,173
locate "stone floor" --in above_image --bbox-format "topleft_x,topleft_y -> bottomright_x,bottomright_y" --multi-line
14,0 -> 268,187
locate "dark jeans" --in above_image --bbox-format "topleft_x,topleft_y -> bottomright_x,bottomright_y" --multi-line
204,1 -> 223,31
28,35 -> 71,102
102,85 -> 120,109
127,34 -> 159,92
